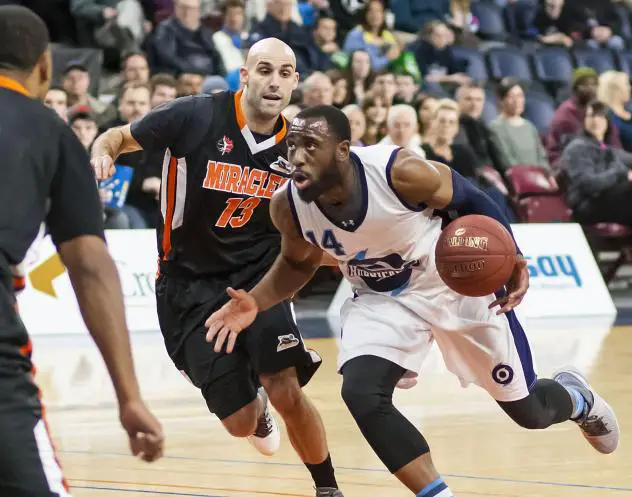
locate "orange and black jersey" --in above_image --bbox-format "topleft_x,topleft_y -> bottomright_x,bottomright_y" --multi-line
0,77 -> 105,361
130,90 -> 291,286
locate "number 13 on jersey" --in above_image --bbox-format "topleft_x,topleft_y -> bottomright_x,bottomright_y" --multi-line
306,229 -> 346,256
216,197 -> 261,228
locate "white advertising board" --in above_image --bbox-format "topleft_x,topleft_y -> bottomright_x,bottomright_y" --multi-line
327,223 -> 617,323
18,230 -> 159,335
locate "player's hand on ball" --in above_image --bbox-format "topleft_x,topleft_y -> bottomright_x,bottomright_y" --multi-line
489,256 -> 529,315
205,287 -> 259,353
119,399 -> 164,462
91,154 -> 116,180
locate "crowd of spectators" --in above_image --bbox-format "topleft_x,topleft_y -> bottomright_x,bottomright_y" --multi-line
12,0 -> 632,233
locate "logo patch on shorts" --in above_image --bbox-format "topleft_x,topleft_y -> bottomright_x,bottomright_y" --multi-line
277,334 -> 300,352
492,363 -> 514,385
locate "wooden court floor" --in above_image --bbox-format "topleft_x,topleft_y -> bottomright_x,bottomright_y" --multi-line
45,325 -> 632,497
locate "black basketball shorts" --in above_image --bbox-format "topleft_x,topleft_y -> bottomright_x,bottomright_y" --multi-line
155,273 -> 322,419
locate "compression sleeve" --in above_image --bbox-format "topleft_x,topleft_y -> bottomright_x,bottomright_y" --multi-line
444,169 -> 522,255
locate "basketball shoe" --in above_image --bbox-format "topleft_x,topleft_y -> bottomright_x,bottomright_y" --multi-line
248,388 -> 280,456
553,368 -> 620,454
315,487 -> 344,496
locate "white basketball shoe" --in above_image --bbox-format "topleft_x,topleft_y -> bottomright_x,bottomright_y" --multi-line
248,388 -> 280,456
553,368 -> 620,454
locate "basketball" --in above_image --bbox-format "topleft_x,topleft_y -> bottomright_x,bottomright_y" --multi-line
435,215 -> 517,297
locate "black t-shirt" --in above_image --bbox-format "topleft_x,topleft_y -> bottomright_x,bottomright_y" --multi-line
422,143 -> 479,179
130,91 -> 291,287
0,85 -> 105,354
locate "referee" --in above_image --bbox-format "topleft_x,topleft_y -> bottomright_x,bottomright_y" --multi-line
0,6 -> 163,496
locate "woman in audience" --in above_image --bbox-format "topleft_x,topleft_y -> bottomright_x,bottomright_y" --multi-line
490,78 -> 550,170
598,70 -> 632,152
342,104 -> 367,146
361,94 -> 389,145
379,104 -> 425,157
561,100 -> 632,226
423,99 -> 517,220
328,69 -> 351,108
414,94 -> 438,143
343,49 -> 374,104
343,0 -> 401,72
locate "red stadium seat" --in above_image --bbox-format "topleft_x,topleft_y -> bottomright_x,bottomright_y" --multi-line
479,165 -> 509,196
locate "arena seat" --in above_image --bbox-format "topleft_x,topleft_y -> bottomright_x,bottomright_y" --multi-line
487,46 -> 533,82
615,51 -> 632,73
531,47 -> 574,87
452,46 -> 489,82
523,89 -> 556,135
572,48 -> 616,74
471,2 -> 508,42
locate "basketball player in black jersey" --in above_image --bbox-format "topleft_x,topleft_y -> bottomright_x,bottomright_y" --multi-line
91,38 -> 342,497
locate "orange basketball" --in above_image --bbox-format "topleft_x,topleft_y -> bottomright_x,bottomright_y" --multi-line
435,215 -> 517,297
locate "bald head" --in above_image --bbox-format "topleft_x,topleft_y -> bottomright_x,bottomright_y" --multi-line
246,37 -> 296,70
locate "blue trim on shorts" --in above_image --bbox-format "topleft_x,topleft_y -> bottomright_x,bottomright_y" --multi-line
495,291 -> 537,390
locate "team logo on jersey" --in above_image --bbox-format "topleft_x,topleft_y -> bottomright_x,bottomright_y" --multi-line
492,364 -> 514,385
217,135 -> 234,155
277,333 -> 300,352
347,250 -> 420,295
269,156 -> 293,175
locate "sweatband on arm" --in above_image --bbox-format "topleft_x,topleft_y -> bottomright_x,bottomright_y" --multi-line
444,169 -> 522,255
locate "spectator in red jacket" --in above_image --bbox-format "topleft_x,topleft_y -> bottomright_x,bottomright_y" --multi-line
546,67 -> 622,168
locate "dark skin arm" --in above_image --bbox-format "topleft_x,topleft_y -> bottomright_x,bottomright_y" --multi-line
91,124 -> 143,180
205,190 -> 327,352
390,149 -> 529,314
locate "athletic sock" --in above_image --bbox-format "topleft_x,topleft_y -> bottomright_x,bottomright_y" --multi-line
566,387 -> 586,420
416,477 -> 454,497
306,454 -> 338,489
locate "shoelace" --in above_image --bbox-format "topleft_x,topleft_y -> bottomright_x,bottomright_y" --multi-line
253,411 -> 273,438
580,415 -> 611,436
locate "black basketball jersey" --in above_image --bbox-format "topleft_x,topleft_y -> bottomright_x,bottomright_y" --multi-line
130,90 -> 291,285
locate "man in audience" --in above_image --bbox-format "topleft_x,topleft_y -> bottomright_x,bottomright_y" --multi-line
312,14 -> 341,71
152,0 -> 225,76
149,73 -> 178,108
570,0 -> 625,50
455,82 -> 510,177
528,0 -> 576,48
547,67 -> 622,167
379,104 -> 425,157
370,71 -> 397,106
212,0 -> 247,76
121,51 -> 150,85
178,72 -> 204,96
412,21 -> 470,92
394,73 -> 419,104
62,62 -> 116,125
100,82 -> 160,229
69,106 -> 99,150
44,86 -> 69,122
302,71 -> 334,107
249,0 -> 320,76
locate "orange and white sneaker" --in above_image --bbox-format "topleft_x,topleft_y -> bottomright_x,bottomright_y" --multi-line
553,368 -> 620,454
248,388 -> 280,456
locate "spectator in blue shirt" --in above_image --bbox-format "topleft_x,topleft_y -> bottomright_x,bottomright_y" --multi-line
343,0 -> 401,72
599,70 -> 632,152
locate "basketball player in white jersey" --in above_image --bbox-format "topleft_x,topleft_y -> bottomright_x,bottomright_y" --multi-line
205,106 -> 620,497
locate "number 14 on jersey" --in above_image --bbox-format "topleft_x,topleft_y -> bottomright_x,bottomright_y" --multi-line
306,229 -> 346,256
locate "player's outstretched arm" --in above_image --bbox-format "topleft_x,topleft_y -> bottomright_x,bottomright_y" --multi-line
91,124 -> 142,180
205,190 -> 325,352
59,236 -> 164,461
389,149 -> 528,313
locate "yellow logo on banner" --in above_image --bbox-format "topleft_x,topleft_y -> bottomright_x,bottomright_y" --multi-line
29,254 -> 66,298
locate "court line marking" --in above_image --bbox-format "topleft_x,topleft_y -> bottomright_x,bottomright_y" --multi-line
73,486 -> 221,496
61,450 -> 632,492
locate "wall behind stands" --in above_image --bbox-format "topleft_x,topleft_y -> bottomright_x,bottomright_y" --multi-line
18,223 -> 616,337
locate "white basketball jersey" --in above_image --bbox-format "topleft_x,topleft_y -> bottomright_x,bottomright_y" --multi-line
287,145 -> 444,297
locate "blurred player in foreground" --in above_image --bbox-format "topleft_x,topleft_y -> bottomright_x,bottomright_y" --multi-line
0,6 -> 163,496
92,38 -> 342,497
206,105 -> 619,497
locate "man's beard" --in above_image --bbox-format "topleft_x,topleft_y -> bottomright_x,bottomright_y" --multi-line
296,165 -> 342,203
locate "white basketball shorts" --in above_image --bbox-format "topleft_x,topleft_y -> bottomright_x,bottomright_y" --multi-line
338,286 -> 537,402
